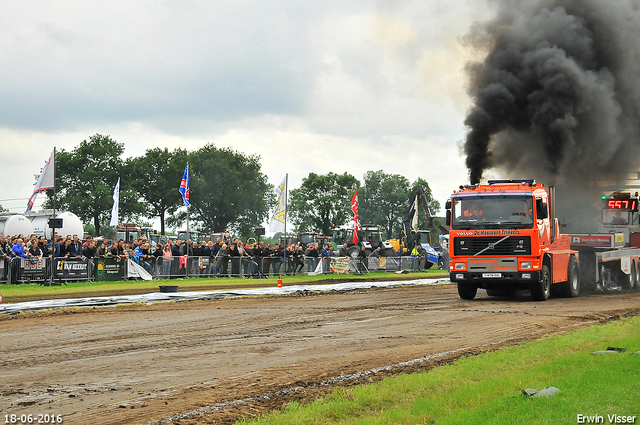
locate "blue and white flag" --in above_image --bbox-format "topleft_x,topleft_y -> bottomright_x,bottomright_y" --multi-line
109,178 -> 120,226
179,163 -> 190,207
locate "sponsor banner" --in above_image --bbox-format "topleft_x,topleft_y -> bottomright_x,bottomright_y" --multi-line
569,234 -> 615,248
330,258 -> 349,274
21,258 -> 47,281
54,258 -> 89,280
455,230 -> 522,237
96,258 -> 122,281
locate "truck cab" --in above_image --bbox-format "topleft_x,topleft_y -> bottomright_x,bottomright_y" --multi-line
599,192 -> 640,246
447,180 -> 579,301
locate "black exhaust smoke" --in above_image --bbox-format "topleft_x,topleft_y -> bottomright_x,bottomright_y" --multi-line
464,0 -> 640,188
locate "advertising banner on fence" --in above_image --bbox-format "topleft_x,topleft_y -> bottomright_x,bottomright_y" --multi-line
54,258 -> 89,280
96,257 -> 122,281
21,258 -> 47,282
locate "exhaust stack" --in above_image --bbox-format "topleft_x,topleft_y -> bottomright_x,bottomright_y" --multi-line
549,186 -> 556,244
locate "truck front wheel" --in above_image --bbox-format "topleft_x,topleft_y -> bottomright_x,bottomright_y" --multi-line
531,265 -> 551,301
555,256 -> 580,298
458,282 -> 477,300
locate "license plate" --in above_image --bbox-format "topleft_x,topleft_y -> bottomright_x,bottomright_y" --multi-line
482,273 -> 502,278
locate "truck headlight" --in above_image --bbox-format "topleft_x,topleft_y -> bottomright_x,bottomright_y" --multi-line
454,262 -> 466,270
520,262 -> 532,270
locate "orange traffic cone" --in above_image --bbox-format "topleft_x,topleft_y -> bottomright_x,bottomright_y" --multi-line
277,277 -> 283,288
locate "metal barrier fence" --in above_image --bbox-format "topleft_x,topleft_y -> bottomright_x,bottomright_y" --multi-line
146,255 -> 426,279
0,257 -> 94,284
0,255 -> 428,284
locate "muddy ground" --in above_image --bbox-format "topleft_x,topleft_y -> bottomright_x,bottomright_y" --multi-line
1,283 -> 639,425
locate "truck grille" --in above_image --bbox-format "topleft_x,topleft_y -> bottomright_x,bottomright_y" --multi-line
453,236 -> 531,256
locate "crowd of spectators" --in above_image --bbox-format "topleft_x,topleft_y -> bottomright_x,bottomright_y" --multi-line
0,233 -> 344,281
1,232 -> 428,283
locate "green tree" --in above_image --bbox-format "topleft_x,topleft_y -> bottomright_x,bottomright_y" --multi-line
359,170 -> 411,239
169,144 -> 272,239
129,147 -> 188,235
358,172 -> 442,240
47,134 -> 144,235
289,172 -> 360,234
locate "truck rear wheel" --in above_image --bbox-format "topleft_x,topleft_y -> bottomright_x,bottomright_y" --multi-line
531,265 -> 551,301
458,282 -> 477,300
622,262 -> 636,290
555,256 -> 580,298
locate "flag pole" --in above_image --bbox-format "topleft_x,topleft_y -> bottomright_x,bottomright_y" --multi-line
53,147 -> 57,217
284,173 -> 288,236
187,162 -> 190,236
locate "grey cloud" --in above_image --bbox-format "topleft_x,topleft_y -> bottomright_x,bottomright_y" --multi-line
0,1 -> 337,132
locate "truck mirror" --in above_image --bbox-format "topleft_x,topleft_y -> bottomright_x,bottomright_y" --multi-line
445,199 -> 451,210
446,210 -> 451,226
537,199 -> 548,219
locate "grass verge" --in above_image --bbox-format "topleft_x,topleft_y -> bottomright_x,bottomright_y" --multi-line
0,270 -> 447,302
240,316 -> 640,425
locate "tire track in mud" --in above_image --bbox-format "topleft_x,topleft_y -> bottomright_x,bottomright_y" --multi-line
152,318 -> 604,425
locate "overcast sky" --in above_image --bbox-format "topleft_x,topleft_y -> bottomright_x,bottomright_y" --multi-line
0,0 -> 495,225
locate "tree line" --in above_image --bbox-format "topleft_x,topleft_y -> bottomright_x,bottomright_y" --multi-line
44,134 -> 439,240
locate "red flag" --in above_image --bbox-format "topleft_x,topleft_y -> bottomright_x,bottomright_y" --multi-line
351,190 -> 359,244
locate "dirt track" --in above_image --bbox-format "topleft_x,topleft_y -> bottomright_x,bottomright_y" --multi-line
2,283 -> 639,425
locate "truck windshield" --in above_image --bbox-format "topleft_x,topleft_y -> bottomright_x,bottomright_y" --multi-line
299,233 -> 316,245
451,196 -> 534,229
602,209 -> 631,225
178,231 -> 200,241
115,231 -> 137,242
362,229 -> 382,244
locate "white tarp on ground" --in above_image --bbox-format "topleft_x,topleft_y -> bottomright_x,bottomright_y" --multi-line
0,278 -> 450,314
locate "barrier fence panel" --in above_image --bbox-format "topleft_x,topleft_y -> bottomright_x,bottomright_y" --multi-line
21,257 -> 48,283
95,257 -> 124,281
3,257 -> 52,284
53,257 -> 91,283
0,259 -> 8,283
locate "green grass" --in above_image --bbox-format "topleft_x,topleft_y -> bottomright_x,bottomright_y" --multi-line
241,316 -> 640,425
0,270 -> 446,301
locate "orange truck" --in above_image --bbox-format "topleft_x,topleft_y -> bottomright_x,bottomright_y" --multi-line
445,180 -> 580,301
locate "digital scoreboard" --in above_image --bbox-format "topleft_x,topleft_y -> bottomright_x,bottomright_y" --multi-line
603,192 -> 639,212
606,199 -> 638,211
